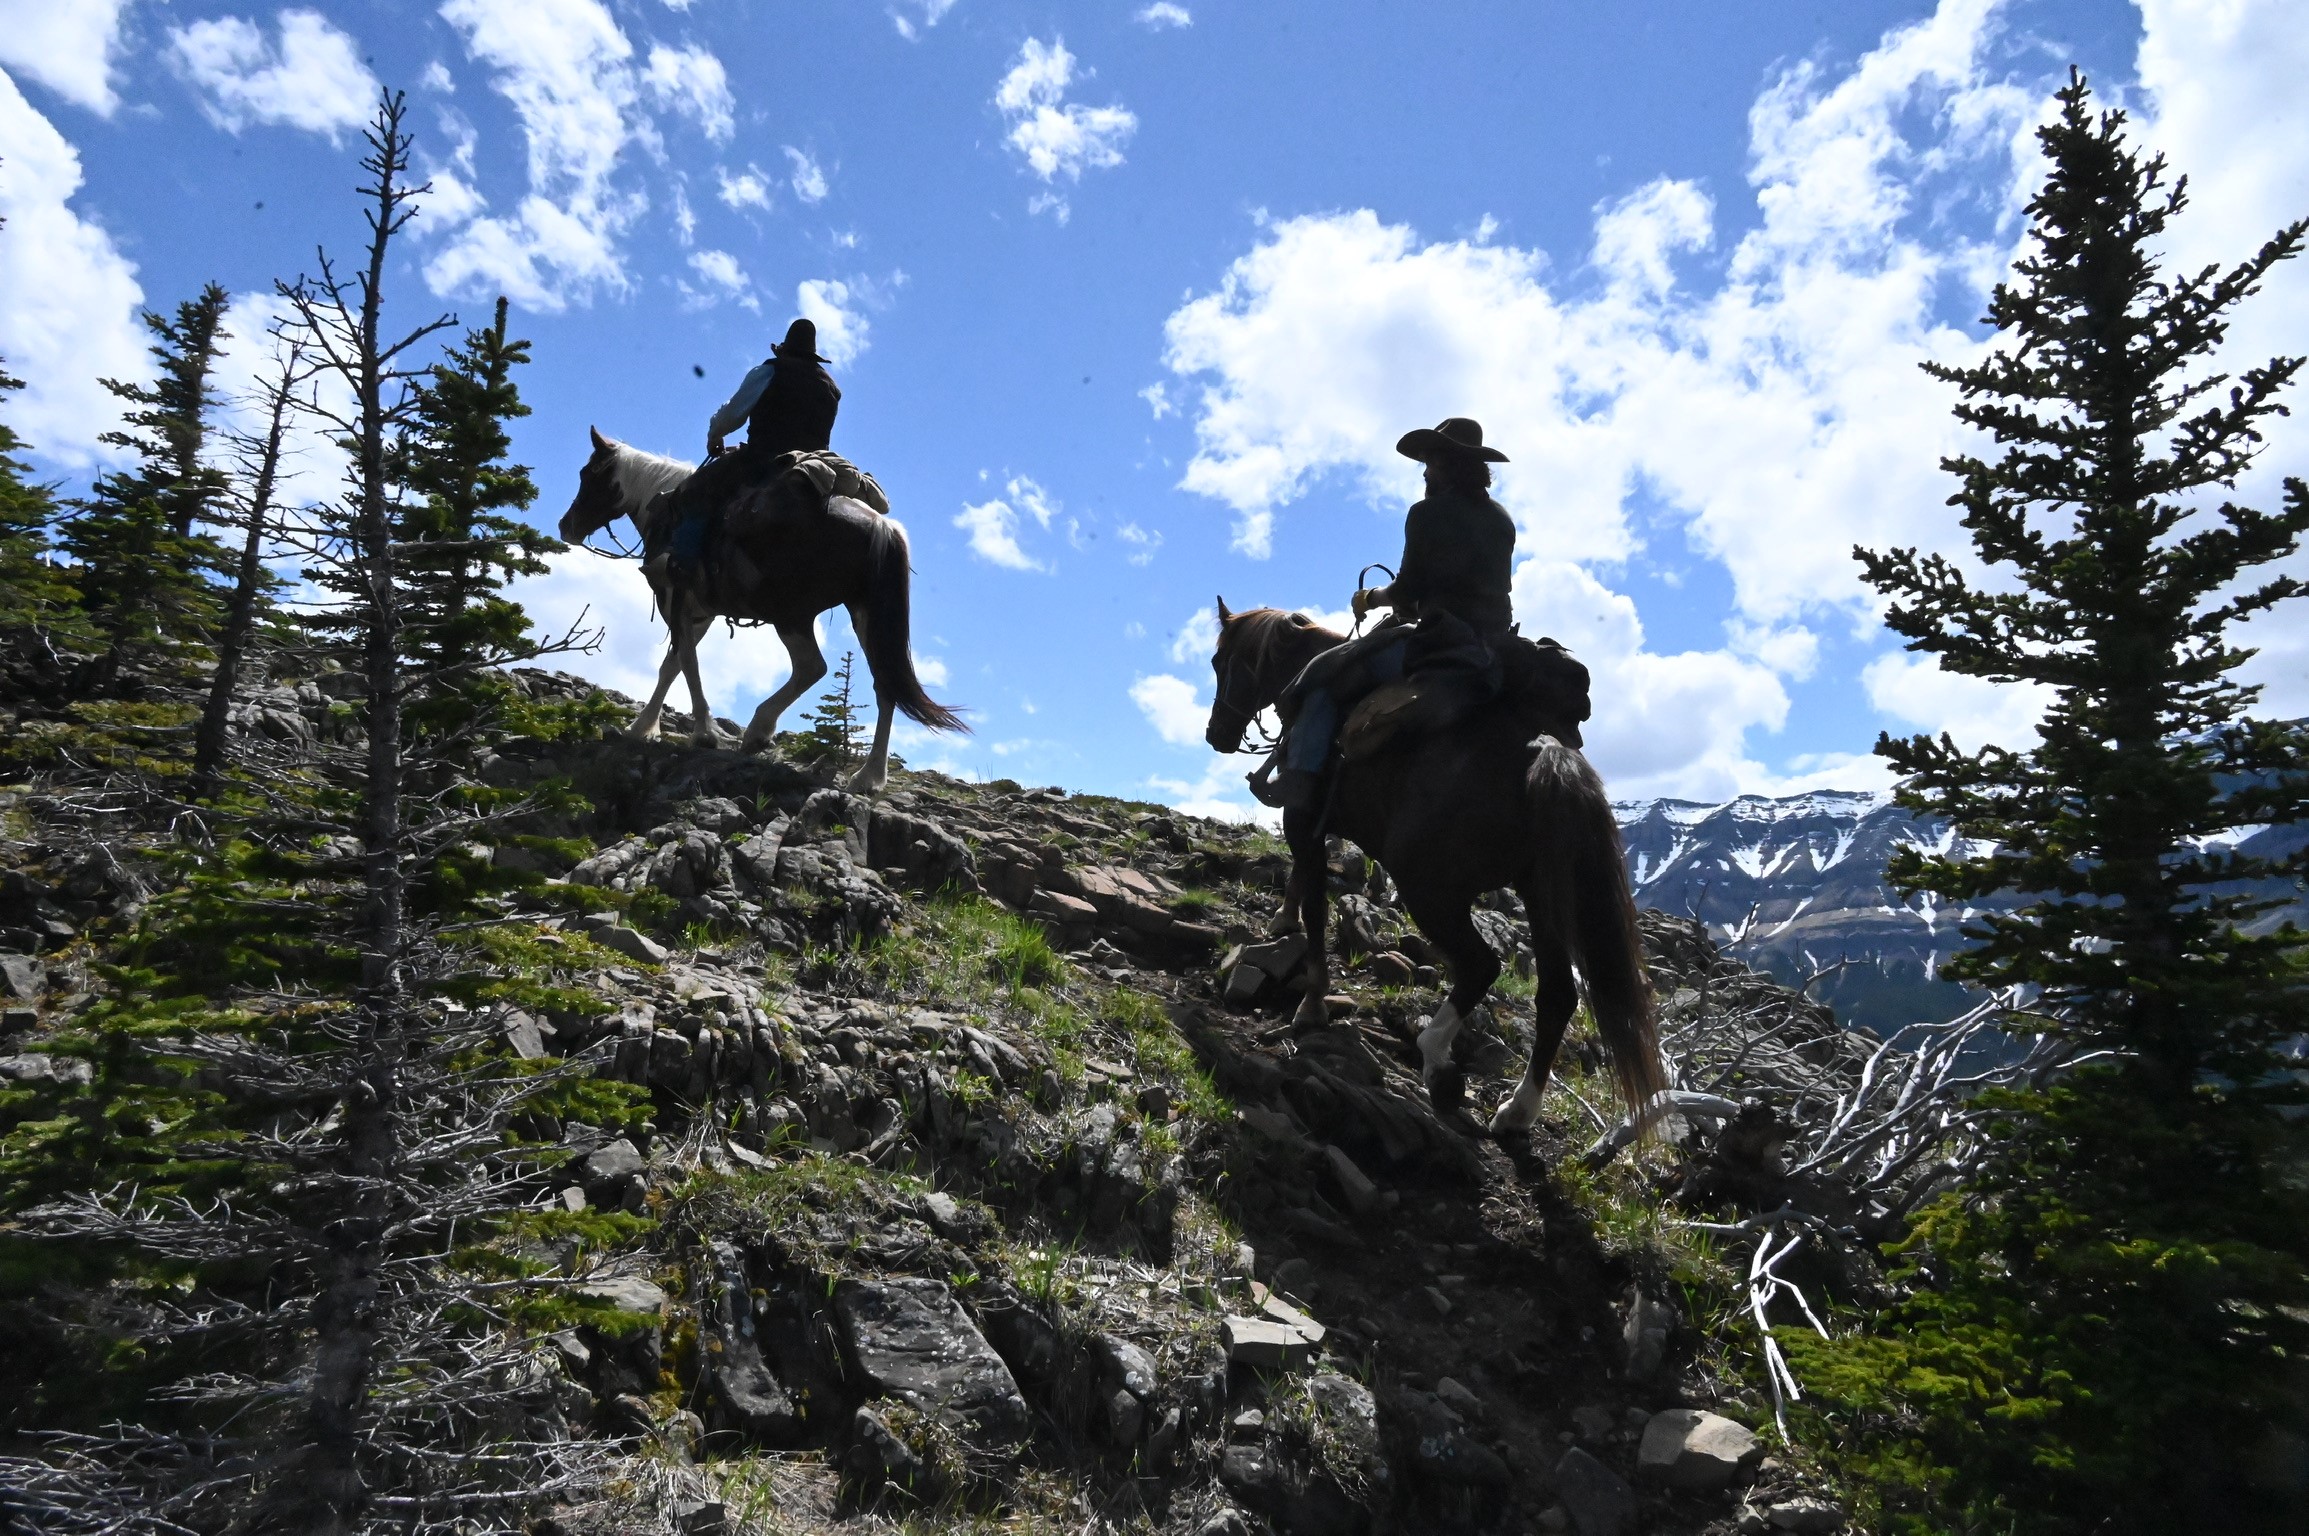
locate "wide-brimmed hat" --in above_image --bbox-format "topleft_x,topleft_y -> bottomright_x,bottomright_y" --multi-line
773,317 -> 831,362
1396,417 -> 1508,464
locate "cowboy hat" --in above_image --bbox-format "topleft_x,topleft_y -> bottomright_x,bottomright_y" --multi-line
1396,416 -> 1508,464
773,317 -> 832,363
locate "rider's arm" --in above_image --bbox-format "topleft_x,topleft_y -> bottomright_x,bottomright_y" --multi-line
706,360 -> 778,449
1353,581 -> 1397,619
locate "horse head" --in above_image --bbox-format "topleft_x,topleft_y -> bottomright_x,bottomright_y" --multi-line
561,426 -> 633,543
1204,599 -> 1342,753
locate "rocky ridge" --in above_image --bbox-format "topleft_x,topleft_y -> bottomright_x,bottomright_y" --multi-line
1,668 -> 1862,1536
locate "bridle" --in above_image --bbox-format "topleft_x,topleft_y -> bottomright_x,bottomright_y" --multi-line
571,461 -> 643,560
1210,618 -> 1289,754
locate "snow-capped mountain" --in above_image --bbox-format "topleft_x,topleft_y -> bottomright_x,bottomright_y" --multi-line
1612,791 -> 2306,1031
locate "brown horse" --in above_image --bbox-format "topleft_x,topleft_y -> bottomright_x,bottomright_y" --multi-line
1202,600 -> 1664,1130
559,429 -> 965,791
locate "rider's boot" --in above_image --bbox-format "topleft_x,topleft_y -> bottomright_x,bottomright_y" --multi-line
1246,744 -> 1287,808
1274,768 -> 1324,813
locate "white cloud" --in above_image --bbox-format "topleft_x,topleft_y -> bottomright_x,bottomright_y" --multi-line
166,10 -> 381,139
421,60 -> 457,94
795,278 -> 868,366
1169,605 -> 1219,664
1862,650 -> 2052,754
784,145 -> 828,204
1139,381 -> 1174,419
206,288 -> 360,511
1136,4 -> 1192,30
717,162 -> 771,210
426,0 -> 734,311
0,68 -> 147,465
1116,521 -> 1162,565
890,0 -> 958,42
954,475 -> 1058,572
641,42 -> 733,142
0,0 -> 131,116
682,248 -> 756,311
1130,673 -> 1207,747
994,37 -> 1136,208
1145,761 -> 1271,824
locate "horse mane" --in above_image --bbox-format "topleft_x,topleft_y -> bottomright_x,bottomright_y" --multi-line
605,440 -> 695,535
1226,606 -> 1346,684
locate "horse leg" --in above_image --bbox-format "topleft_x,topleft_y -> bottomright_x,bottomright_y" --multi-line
627,622 -> 690,740
1283,806 -> 1332,1028
678,614 -> 723,746
1404,893 -> 1503,1113
849,695 -> 896,795
1491,942 -> 1576,1135
1271,861 -> 1306,937
739,622 -> 826,753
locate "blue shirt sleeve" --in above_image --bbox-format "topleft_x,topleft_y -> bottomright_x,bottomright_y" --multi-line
708,360 -> 777,441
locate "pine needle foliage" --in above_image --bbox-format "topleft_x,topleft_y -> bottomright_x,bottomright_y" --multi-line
800,648 -> 865,767
1814,71 -> 2309,1535
0,358 -> 84,686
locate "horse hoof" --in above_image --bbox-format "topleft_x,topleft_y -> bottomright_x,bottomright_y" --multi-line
1423,1062 -> 1465,1114
1290,993 -> 1328,1029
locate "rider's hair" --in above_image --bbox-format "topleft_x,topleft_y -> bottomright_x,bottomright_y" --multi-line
1427,457 -> 1493,494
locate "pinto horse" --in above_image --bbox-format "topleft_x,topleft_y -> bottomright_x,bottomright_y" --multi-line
1203,600 -> 1664,1132
559,428 -> 965,791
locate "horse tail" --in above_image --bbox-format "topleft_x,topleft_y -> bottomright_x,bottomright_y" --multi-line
1526,736 -> 1663,1114
859,514 -> 969,733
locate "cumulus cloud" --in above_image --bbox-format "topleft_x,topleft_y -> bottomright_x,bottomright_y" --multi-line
1116,522 -> 1162,565
0,0 -> 131,116
682,248 -> 756,311
1136,4 -> 1192,30
954,475 -> 1059,572
166,10 -> 381,139
641,42 -> 733,141
994,37 -> 1136,219
796,278 -> 869,366
0,69 -> 147,465
1862,649 -> 2053,755
784,145 -> 829,204
717,162 -> 771,210
1130,674 -> 1207,747
425,0 -> 736,311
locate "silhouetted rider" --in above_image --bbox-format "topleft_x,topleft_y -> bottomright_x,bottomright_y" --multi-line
1253,417 -> 1516,812
651,316 -> 841,586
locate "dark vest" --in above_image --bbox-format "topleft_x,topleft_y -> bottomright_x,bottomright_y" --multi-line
746,355 -> 841,456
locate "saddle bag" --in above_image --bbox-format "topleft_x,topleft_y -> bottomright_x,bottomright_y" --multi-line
773,449 -> 891,515
1338,630 -> 1591,762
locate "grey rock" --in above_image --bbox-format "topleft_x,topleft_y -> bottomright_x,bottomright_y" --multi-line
833,1277 -> 1030,1447
846,1405 -> 934,1502
1571,1403 -> 1615,1441
1435,1375 -> 1484,1421
1224,1315 -> 1311,1370
582,1137 -> 645,1189
674,1497 -> 728,1535
1766,1496 -> 1846,1532
1553,1445 -> 1637,1536
0,1053 -> 90,1085
0,952 -> 40,1002
1622,1290 -> 1674,1380
1094,1334 -> 1158,1401
1321,1144 -> 1381,1217
592,924 -> 670,964
1405,1389 -> 1509,1487
575,1274 -> 667,1314
1637,1408 -> 1760,1491
502,1009 -> 546,1060
1104,1385 -> 1144,1446
1223,962 -> 1267,1003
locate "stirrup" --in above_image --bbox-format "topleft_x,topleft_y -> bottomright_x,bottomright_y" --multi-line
1245,748 -> 1285,808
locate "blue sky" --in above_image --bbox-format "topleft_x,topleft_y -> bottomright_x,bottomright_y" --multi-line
3,0 -> 2305,817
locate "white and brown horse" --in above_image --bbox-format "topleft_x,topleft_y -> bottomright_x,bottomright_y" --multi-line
559,428 -> 965,791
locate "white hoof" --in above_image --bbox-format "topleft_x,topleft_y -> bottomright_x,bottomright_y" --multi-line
1416,1003 -> 1463,1077
1291,991 -> 1329,1028
846,766 -> 888,796
1488,1079 -> 1545,1135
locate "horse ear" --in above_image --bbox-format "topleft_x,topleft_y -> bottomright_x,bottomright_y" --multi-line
590,425 -> 610,452
1215,595 -> 1232,623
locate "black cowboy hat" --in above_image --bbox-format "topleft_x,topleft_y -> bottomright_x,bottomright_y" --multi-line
773,317 -> 832,363
1396,417 -> 1508,464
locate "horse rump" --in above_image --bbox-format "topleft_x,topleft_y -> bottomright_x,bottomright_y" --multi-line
857,511 -> 968,733
1525,736 -> 1664,1112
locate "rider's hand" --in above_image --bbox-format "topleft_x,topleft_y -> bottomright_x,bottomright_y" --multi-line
706,436 -> 726,459
1352,588 -> 1375,620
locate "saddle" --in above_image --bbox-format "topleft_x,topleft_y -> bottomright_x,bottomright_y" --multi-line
1339,627 -> 1590,761
772,449 -> 890,515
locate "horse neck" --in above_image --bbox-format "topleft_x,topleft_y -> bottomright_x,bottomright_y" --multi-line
615,448 -> 693,535
1245,615 -> 1345,708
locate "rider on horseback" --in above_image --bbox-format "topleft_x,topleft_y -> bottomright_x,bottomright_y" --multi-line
648,316 -> 842,588
1252,417 -> 1516,812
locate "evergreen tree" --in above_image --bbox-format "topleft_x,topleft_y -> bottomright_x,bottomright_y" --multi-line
390,294 -> 559,739
1812,72 -> 2309,1533
0,360 -> 83,684
56,286 -> 235,689
802,649 -> 864,767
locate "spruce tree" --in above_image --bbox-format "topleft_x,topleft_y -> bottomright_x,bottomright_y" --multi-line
1816,71 -> 2309,1532
0,360 -> 83,690
390,294 -> 558,740
802,649 -> 864,767
56,286 -> 235,690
